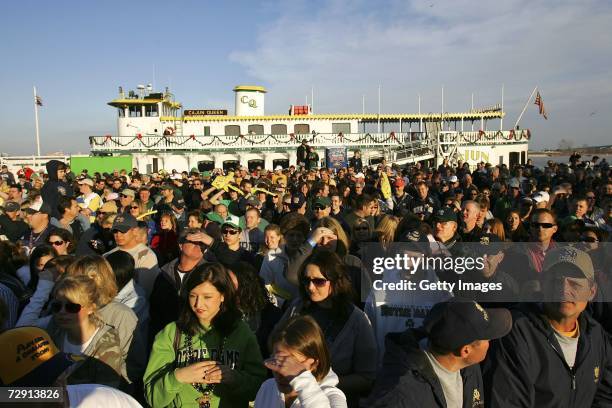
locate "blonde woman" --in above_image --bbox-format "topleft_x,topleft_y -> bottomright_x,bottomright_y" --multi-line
373,215 -> 400,253
66,255 -> 142,384
46,274 -> 124,387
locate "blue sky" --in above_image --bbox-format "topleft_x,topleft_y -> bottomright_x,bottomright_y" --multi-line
1,0 -> 611,155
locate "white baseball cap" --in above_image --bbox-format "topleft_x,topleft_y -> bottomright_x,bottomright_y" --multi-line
532,191 -> 550,203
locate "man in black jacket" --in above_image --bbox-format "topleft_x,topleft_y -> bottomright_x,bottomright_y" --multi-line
365,298 -> 511,408
40,160 -> 73,220
148,228 -> 206,346
484,246 -> 612,407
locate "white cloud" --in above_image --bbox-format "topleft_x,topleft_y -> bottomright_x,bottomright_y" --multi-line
230,0 -> 612,148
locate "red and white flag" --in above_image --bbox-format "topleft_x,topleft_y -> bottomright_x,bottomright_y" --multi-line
534,91 -> 547,119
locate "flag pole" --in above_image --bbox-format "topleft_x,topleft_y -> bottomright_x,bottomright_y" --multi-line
418,93 -> 422,132
33,86 -> 41,157
377,84 -> 381,133
500,84 -> 504,131
514,86 -> 538,129
471,92 -> 475,131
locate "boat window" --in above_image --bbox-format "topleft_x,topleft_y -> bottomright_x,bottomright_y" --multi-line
118,108 -> 125,118
145,104 -> 159,117
332,123 -> 351,134
271,124 -> 287,134
248,124 -> 264,135
225,125 -> 241,136
294,124 -> 310,134
129,105 -> 142,117
203,126 -> 211,136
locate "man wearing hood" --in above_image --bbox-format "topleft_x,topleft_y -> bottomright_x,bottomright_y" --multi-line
40,160 -> 73,219
365,298 -> 511,408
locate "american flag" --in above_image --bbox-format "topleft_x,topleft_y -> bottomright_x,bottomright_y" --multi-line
35,95 -> 43,106
534,91 -> 547,119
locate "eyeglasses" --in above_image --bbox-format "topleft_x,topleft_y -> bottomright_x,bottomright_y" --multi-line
222,229 -> 239,235
530,222 -> 555,229
302,277 -> 328,287
49,240 -> 65,246
50,300 -> 82,314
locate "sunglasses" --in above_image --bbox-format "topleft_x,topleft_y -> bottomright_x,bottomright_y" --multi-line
302,277 -> 329,287
586,196 -> 596,200
313,205 -> 326,211
283,202 -> 291,206
580,236 -> 599,243
130,206 -> 139,210
355,225 -> 369,231
222,229 -> 239,235
120,194 -> 131,198
50,300 -> 82,314
49,240 -> 65,246
530,222 -> 555,229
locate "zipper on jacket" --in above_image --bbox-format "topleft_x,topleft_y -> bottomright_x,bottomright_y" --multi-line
546,338 -> 575,392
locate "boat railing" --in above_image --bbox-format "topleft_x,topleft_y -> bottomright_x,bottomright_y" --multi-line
89,130 -> 528,152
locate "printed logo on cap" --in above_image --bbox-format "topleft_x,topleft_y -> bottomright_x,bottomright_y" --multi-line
474,301 -> 489,321
558,247 -> 578,264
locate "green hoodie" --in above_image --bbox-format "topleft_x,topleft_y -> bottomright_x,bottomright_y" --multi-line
144,321 -> 266,408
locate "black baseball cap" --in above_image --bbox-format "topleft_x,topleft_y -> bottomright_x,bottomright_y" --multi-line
4,201 -> 21,213
433,207 -> 457,223
423,298 -> 512,350
24,201 -> 52,215
112,214 -> 138,233
172,197 -> 186,209
291,194 -> 307,210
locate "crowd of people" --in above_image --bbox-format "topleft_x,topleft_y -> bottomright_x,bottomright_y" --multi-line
0,151 -> 610,407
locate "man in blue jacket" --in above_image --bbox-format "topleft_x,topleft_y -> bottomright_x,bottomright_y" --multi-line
365,298 -> 511,407
484,246 -> 612,407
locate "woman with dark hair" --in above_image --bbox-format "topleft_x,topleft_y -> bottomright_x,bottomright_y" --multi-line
230,261 -> 282,358
105,250 -> 149,324
17,244 -> 56,291
255,315 -> 347,407
504,210 -> 529,242
47,228 -> 76,255
151,212 -> 180,266
144,262 -> 266,408
277,249 -> 376,407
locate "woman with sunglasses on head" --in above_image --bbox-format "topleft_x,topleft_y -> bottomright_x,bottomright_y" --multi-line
129,199 -> 156,243
47,229 -> 75,256
277,249 -> 376,408
144,262 -> 266,408
45,274 -> 124,388
256,315 -> 347,408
